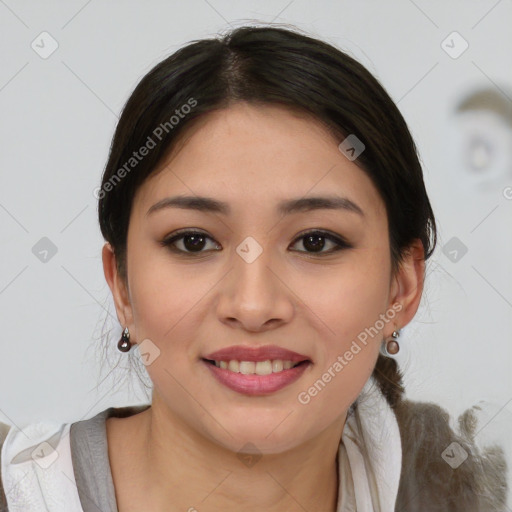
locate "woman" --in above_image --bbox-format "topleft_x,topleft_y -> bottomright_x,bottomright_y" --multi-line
0,25 -> 508,511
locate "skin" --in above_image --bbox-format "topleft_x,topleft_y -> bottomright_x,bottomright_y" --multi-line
103,101 -> 425,512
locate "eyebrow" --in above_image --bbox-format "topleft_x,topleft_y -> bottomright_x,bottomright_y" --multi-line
146,194 -> 365,217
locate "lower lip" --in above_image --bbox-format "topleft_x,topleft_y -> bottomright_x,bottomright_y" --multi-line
202,359 -> 311,396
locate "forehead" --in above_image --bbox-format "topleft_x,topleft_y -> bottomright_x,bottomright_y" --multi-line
133,102 -> 385,220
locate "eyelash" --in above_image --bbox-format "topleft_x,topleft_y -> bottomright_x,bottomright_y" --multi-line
160,229 -> 352,257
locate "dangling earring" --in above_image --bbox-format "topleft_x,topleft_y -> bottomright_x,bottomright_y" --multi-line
380,329 -> 400,357
117,326 -> 132,352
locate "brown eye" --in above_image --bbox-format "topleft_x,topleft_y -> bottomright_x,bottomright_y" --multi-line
290,230 -> 350,255
161,230 -> 221,254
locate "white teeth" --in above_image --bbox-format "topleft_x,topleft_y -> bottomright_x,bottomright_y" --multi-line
212,359 -> 303,374
273,360 -> 283,372
255,361 -> 273,375
240,361 -> 256,375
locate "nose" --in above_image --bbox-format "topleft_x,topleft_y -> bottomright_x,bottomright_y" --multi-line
215,244 -> 294,333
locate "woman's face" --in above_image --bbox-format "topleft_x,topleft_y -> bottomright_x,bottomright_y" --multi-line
115,102 -> 403,454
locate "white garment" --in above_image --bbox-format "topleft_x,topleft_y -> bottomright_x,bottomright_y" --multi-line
1,422 -> 84,510
1,376 -> 401,511
337,377 -> 402,511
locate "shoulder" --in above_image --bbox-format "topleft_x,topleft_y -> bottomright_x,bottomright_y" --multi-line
1,404 -> 149,470
393,398 -> 510,511
0,417 -> 85,511
0,405 -> 149,512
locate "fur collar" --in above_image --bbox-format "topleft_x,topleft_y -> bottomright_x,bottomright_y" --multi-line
393,399 -> 509,511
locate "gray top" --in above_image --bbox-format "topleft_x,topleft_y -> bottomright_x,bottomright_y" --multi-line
70,405 -> 150,512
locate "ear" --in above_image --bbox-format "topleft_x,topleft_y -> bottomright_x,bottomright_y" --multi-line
387,239 -> 425,334
102,242 -> 135,333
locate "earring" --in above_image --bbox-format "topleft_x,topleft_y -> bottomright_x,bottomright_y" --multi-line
380,329 -> 400,357
117,326 -> 132,352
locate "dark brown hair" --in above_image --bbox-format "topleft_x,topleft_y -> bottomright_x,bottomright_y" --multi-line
98,24 -> 437,408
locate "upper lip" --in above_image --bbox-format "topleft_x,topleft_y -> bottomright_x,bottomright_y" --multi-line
203,345 -> 311,363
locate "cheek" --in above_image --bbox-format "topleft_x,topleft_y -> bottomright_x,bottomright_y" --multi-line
293,249 -> 390,390
294,286 -> 385,421
298,247 -> 391,340
126,245 -> 212,352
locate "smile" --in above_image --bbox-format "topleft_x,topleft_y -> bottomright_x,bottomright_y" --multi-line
202,358 -> 311,395
205,358 -> 305,374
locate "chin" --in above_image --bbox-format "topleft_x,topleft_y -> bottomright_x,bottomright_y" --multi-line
206,421 -> 310,456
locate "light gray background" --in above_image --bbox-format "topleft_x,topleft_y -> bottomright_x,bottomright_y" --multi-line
1,1 -> 511,434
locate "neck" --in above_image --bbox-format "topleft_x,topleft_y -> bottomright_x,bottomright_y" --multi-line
116,392 -> 346,512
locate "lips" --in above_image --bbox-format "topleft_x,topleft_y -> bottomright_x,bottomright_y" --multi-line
203,344 -> 311,363
204,359 -> 311,395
